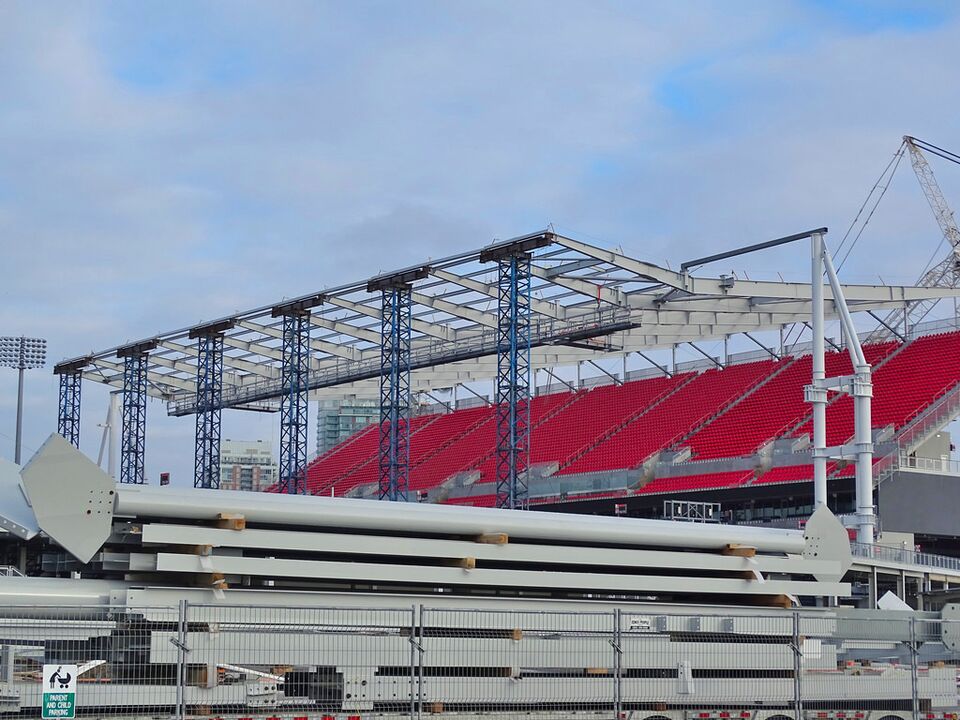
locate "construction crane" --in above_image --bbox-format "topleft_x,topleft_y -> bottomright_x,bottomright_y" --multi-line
871,136 -> 960,339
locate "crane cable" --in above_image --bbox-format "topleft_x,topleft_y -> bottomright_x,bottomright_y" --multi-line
835,141 -> 907,271
909,136 -> 960,167
782,140 -> 907,349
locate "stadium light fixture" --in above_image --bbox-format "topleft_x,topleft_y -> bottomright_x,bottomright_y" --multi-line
0,336 -> 47,464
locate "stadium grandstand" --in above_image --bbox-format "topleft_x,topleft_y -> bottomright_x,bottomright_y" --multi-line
54,217 -> 960,567
305,320 -> 960,539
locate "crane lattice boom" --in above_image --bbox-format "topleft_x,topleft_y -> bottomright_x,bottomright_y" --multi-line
871,136 -> 960,339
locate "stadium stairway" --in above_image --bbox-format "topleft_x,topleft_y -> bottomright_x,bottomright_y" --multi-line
546,373 -> 691,472
792,332 -> 960,447
669,355 -> 797,460
308,413 -> 443,496
556,371 -> 697,472
559,359 -> 779,475
679,340 -> 899,462
304,423 -> 379,495
408,406 -> 495,493
462,389 -> 591,485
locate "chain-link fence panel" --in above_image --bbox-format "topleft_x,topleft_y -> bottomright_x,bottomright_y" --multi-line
165,603 -> 416,718
796,613 -> 959,719
0,605 -> 182,719
4,602 -> 960,720
617,609 -> 799,715
418,607 -> 616,716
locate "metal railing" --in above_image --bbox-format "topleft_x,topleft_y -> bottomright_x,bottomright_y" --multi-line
852,540 -> 960,572
897,452 -> 960,476
168,306 -> 637,415
896,381 -> 960,455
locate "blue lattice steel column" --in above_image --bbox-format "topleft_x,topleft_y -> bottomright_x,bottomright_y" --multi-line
190,321 -> 234,489
54,357 -> 89,448
367,267 -> 428,502
276,308 -> 311,494
377,285 -> 412,501
117,341 -> 156,484
480,232 -> 552,509
494,253 -> 532,509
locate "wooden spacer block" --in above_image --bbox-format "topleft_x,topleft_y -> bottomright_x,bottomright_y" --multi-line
757,593 -> 793,609
721,543 -> 757,557
217,513 -> 246,531
190,572 -> 228,590
189,544 -> 213,556
510,627 -> 523,641
459,557 -> 476,570
427,702 -> 444,714
474,532 -> 508,545
585,667 -> 610,675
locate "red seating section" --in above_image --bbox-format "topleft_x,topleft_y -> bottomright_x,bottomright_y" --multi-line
304,423 -> 379,495
560,360 -> 776,475
296,331 -> 960,502
752,465 -> 814,486
634,470 -> 753,495
441,493 -> 497,508
305,414 -> 439,495
469,375 -> 685,483
794,333 -> 960,446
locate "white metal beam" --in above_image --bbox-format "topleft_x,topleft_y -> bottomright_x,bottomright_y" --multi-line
429,267 -> 567,320
324,295 -> 456,341
555,233 -> 960,302
529,263 -> 627,306
410,290 -> 498,328
157,340 -> 277,380
236,319 -> 366,362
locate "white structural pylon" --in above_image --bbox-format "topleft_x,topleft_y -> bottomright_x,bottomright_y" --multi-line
96,391 -> 121,480
807,231 -> 876,543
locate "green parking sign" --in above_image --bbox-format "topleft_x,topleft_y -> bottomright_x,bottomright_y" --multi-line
42,665 -> 77,719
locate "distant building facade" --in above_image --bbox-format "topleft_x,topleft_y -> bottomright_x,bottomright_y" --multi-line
220,439 -> 277,492
316,396 -> 378,454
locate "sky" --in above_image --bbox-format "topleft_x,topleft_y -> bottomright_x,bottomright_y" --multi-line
1,0 -> 959,485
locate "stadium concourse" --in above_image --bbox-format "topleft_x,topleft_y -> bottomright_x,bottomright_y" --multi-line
301,321 -> 960,533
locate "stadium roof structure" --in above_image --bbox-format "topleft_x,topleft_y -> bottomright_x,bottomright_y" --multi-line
62,229 -> 960,416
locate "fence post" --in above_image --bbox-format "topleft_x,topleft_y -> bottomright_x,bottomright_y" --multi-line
408,605 -> 417,720
910,616 -> 920,720
176,599 -> 189,720
612,609 -> 622,720
792,610 -> 803,720
417,605 -> 425,720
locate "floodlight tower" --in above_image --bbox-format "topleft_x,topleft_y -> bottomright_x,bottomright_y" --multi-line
0,336 -> 47,464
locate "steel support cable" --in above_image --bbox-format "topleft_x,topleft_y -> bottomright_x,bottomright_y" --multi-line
910,137 -> 960,166
836,143 -> 906,271
781,142 -> 906,350
834,141 -> 906,262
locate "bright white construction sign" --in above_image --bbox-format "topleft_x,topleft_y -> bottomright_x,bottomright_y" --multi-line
41,665 -> 77,719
